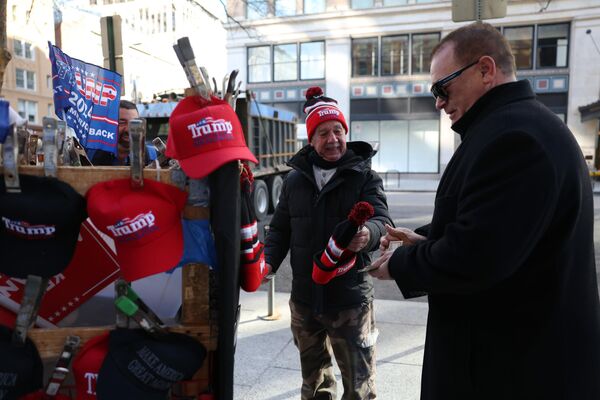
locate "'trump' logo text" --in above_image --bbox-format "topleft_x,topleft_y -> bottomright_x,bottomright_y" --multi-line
2,216 -> 56,238
187,117 -> 233,145
107,212 -> 156,241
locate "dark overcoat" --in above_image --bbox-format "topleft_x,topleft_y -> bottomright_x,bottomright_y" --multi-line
390,80 -> 600,399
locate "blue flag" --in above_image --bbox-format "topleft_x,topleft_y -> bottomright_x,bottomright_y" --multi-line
48,42 -> 122,154
0,100 -> 9,144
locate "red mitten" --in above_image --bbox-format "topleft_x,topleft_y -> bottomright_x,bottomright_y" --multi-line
240,164 -> 268,292
312,202 -> 374,284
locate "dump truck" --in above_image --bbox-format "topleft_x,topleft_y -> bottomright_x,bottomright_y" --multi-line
138,96 -> 299,220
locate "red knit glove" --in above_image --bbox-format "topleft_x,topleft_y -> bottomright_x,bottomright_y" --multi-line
312,202 -> 374,284
240,163 -> 267,292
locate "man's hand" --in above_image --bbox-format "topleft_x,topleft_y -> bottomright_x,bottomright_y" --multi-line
368,250 -> 394,280
262,263 -> 274,284
379,224 -> 425,251
347,226 -> 370,252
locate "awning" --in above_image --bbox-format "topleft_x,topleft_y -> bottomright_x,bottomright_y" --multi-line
579,99 -> 600,122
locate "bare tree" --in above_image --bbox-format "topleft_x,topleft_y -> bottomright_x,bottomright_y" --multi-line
0,0 -> 12,94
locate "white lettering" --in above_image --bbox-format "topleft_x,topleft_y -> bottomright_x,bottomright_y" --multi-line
88,128 -> 115,140
84,372 -> 97,395
107,212 -> 155,237
187,117 -> 233,139
1,217 -> 56,237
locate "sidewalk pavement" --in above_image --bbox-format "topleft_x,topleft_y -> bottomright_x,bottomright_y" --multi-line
234,290 -> 428,400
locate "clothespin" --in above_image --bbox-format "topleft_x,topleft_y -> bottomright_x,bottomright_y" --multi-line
42,117 -> 58,178
56,121 -> 66,166
16,125 -> 28,165
128,118 -> 145,189
114,279 -> 166,336
12,275 -> 49,345
2,124 -> 20,193
173,37 -> 211,100
44,335 -> 80,398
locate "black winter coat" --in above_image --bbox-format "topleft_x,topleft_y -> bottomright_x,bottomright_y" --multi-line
390,80 -> 600,399
265,141 -> 392,312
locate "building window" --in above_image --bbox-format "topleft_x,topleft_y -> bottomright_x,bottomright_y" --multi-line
247,0 -> 269,19
351,119 -> 439,173
13,39 -> 34,60
411,33 -> 439,74
300,41 -> 325,80
274,44 -> 298,81
17,100 -> 37,123
304,0 -> 325,14
352,38 -> 378,77
275,0 -> 296,16
16,69 -> 36,90
383,0 -> 408,5
248,46 -> 271,83
537,23 -> 569,68
504,26 -> 533,70
352,0 -> 374,9
381,35 -> 409,76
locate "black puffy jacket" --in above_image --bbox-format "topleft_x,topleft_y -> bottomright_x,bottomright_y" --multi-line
265,141 -> 392,312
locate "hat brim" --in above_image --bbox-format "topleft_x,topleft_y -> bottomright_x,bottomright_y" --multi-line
0,228 -> 80,279
115,218 -> 184,282
178,146 -> 258,179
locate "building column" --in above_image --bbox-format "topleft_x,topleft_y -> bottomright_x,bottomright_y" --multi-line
325,37 -> 351,121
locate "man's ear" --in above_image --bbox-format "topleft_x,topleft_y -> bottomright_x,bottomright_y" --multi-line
479,56 -> 497,84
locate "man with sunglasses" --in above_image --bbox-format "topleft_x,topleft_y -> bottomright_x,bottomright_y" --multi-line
370,22 -> 600,399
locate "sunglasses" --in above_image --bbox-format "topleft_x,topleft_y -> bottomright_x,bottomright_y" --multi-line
430,60 -> 479,100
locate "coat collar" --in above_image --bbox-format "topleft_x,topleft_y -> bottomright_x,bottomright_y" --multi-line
451,80 -> 535,140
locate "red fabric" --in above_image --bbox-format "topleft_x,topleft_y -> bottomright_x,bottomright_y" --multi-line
86,179 -> 187,282
166,95 -> 257,179
71,332 -> 109,400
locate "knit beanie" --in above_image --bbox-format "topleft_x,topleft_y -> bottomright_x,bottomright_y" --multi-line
303,87 -> 348,143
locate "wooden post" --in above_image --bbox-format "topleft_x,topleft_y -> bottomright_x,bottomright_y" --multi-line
0,0 -> 12,94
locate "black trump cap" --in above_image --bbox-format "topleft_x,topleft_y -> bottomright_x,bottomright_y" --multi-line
96,329 -> 207,400
0,324 -> 43,399
0,174 -> 87,279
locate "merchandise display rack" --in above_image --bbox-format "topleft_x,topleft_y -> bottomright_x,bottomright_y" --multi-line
0,162 -> 241,399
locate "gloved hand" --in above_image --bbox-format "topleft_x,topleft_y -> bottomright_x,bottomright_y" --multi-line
312,202 -> 374,285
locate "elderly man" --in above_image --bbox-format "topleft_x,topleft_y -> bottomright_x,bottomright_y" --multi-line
264,87 -> 392,400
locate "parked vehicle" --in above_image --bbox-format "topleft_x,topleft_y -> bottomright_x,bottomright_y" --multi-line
138,96 -> 298,220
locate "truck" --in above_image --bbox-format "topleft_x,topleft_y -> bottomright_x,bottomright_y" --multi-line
137,96 -> 298,220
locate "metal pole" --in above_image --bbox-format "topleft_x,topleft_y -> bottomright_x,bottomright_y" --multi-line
260,224 -> 280,320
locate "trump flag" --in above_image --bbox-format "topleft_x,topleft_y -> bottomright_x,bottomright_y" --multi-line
48,42 -> 122,154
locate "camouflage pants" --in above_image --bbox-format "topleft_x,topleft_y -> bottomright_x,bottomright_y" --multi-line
289,300 -> 378,400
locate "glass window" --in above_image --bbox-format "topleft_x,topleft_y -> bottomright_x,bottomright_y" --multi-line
304,0 -> 325,14
411,33 -> 439,74
300,41 -> 325,80
16,69 -> 35,90
351,119 -> 439,173
248,46 -> 271,83
13,39 -> 34,60
352,38 -> 378,77
537,23 -> 569,68
504,26 -> 533,69
352,0 -> 374,9
275,0 -> 296,16
408,120 -> 439,173
17,99 -> 37,123
247,0 -> 269,19
383,0 -> 408,5
382,35 -> 409,76
274,44 -> 298,81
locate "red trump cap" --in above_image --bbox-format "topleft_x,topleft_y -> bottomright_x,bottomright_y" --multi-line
86,179 -> 187,282
166,95 -> 257,179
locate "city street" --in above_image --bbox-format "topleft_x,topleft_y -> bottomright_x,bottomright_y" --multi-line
260,190 -> 600,300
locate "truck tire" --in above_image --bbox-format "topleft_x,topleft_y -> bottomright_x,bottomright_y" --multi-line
268,175 -> 284,213
253,179 -> 269,221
